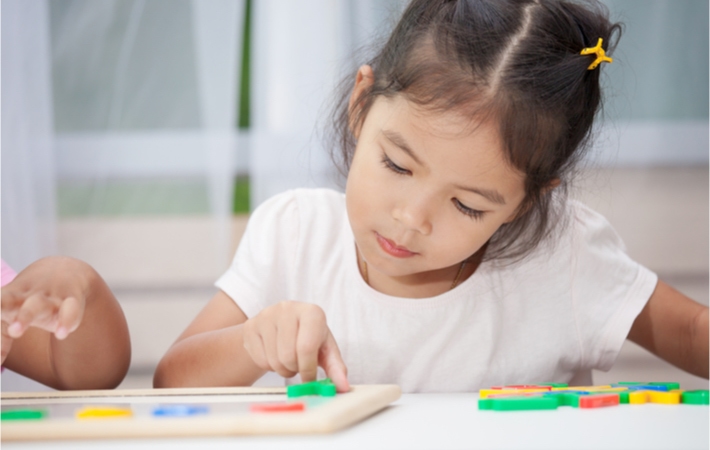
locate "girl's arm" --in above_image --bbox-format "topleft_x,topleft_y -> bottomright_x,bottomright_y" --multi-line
2,257 -> 131,389
153,291 -> 266,388
627,280 -> 709,378
154,292 -> 349,391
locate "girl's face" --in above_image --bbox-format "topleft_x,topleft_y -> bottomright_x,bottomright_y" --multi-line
345,68 -> 527,297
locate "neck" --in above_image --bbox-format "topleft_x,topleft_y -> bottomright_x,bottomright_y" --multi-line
357,247 -> 485,299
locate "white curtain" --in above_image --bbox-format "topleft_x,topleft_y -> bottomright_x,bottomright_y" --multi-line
1,0 -> 58,271
250,0 -> 407,207
2,0 -> 243,274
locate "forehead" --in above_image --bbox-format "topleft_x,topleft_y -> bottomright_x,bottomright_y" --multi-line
367,95 -> 524,184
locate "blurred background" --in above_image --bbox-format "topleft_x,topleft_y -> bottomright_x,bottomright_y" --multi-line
1,0 -> 708,391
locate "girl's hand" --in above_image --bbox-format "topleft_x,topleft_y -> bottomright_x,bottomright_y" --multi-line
242,301 -> 350,392
1,320 -> 14,365
1,258 -> 88,364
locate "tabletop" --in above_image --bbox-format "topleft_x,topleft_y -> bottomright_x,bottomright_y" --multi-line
3,393 -> 708,450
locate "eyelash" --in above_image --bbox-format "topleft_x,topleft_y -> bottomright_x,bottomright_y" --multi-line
453,199 -> 485,221
381,152 -> 485,221
381,154 -> 410,175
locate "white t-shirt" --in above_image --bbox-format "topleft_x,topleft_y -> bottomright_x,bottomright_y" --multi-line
216,188 -> 657,393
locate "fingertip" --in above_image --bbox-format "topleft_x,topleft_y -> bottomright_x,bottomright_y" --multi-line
300,370 -> 318,384
331,367 -> 350,393
7,322 -> 23,338
55,326 -> 68,340
337,379 -> 351,393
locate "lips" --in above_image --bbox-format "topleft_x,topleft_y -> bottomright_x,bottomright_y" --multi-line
376,233 -> 417,258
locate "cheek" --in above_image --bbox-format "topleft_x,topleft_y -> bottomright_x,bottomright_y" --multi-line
433,216 -> 506,260
347,149 -> 389,210
345,165 -> 377,231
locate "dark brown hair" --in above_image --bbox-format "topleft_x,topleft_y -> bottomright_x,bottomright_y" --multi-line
329,0 -> 622,262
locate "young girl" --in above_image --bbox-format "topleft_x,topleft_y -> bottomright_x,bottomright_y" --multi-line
2,257 -> 131,389
155,0 -> 708,392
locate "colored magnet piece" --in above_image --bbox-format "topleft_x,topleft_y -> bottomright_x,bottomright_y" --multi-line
152,405 -> 209,417
479,395 -> 559,411
487,392 -> 546,399
287,378 -> 336,398
480,388 -> 549,399
491,385 -> 552,390
1,409 -> 47,421
76,406 -> 133,419
681,390 -> 709,405
539,383 -> 568,388
250,402 -> 306,413
617,391 -> 630,404
581,387 -> 628,393
648,390 -> 681,404
626,385 -> 669,392
648,382 -> 681,390
542,391 -> 587,407
553,385 -> 612,391
579,393 -> 620,409
628,390 -> 651,404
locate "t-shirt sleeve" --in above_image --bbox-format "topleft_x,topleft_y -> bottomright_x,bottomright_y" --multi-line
570,203 -> 658,372
215,191 -> 300,318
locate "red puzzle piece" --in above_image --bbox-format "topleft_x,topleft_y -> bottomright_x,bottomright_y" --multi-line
579,394 -> 619,409
250,402 -> 306,413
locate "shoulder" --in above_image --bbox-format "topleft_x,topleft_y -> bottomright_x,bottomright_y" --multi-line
246,188 -> 348,255
501,200 -> 629,281
566,199 -> 626,251
250,188 -> 345,224
253,188 -> 344,212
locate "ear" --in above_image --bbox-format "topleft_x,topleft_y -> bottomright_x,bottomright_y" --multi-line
348,65 -> 375,139
545,178 -> 561,192
503,178 -> 561,223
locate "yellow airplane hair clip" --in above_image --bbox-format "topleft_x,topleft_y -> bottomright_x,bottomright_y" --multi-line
580,38 -> 613,70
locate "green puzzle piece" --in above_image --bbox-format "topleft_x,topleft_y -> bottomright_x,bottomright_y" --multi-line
539,383 -> 568,388
478,395 -> 559,411
547,392 -> 582,408
617,391 -> 630,404
681,390 -> 709,405
1,409 -> 47,421
287,378 -> 337,398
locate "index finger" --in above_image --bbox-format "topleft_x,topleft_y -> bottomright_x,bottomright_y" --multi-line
295,312 -> 327,383
318,332 -> 350,393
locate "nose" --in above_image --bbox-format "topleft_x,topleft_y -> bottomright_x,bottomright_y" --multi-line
392,195 -> 433,235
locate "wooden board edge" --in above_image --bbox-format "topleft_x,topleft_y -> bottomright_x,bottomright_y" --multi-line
1,386 -> 287,400
1,384 -> 402,441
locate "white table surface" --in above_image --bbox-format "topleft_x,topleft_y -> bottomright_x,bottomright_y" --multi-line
3,393 -> 709,450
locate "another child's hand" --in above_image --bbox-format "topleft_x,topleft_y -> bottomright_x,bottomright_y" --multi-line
1,258 -> 88,364
242,301 -> 350,392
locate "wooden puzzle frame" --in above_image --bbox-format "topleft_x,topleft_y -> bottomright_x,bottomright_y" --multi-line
1,384 -> 401,441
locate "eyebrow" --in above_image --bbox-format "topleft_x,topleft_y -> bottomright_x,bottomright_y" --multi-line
382,130 -> 424,166
455,184 -> 507,205
382,129 -> 507,206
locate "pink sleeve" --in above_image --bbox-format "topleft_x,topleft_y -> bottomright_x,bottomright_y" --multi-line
1,259 -> 17,287
1,259 -> 16,371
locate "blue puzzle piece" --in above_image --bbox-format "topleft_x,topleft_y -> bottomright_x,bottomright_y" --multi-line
152,405 -> 209,417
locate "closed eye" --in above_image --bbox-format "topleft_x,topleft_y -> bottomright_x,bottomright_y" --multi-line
453,199 -> 485,220
381,153 -> 410,175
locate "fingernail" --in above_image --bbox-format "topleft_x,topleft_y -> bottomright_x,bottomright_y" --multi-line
8,322 -> 22,336
55,327 -> 68,340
